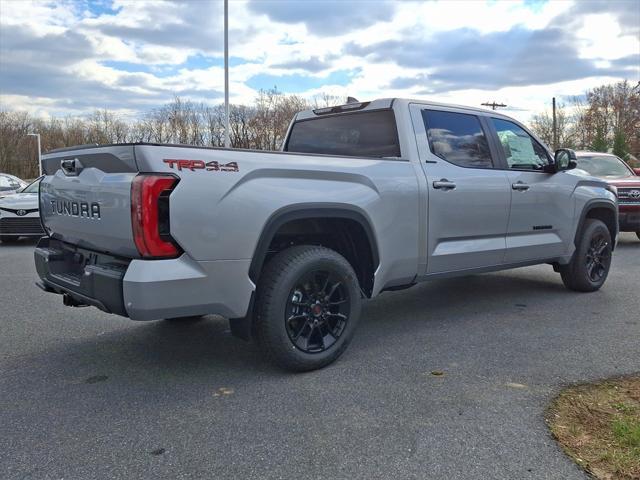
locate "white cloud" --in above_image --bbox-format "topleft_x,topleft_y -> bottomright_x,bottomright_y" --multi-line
0,0 -> 79,32
576,13 -> 639,60
0,0 -> 637,122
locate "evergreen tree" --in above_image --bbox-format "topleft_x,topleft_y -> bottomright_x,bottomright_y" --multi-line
612,129 -> 629,159
591,126 -> 608,152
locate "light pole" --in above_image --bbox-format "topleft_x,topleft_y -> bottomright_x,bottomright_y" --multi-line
224,0 -> 230,148
27,133 -> 42,176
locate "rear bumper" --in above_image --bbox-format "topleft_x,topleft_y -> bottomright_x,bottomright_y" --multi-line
35,237 -> 129,315
35,238 -> 255,320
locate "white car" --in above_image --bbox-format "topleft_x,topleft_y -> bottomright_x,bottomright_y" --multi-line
0,173 -> 27,196
0,177 -> 44,243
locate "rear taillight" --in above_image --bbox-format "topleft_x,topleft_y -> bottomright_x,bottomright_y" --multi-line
131,174 -> 181,258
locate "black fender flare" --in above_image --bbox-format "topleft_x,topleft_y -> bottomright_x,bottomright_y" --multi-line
248,203 -> 380,283
574,199 -> 618,249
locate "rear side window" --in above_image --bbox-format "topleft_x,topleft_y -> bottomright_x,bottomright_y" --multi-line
285,110 -> 401,158
422,110 -> 493,168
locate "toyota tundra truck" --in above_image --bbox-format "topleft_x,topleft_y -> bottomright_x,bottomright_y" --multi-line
34,99 -> 618,371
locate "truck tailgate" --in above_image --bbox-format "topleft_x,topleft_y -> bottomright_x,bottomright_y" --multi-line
40,146 -> 140,257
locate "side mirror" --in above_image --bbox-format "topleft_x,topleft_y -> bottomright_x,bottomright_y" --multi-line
634,168 -> 640,176
553,148 -> 577,172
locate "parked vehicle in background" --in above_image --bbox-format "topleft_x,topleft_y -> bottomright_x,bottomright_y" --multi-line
0,177 -> 45,243
34,99 -> 618,371
573,152 -> 640,241
0,173 -> 27,197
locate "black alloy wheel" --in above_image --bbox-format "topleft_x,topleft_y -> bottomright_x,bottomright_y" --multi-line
585,233 -> 611,282
559,218 -> 612,292
254,245 -> 362,372
285,270 -> 350,353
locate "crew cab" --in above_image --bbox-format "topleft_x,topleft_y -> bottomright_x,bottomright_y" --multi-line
573,151 -> 640,241
34,99 -> 618,371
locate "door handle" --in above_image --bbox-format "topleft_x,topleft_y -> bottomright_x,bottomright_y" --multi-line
512,181 -> 530,191
433,179 -> 457,190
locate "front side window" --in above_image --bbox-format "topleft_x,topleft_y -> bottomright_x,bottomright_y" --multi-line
422,110 -> 493,168
491,118 -> 550,171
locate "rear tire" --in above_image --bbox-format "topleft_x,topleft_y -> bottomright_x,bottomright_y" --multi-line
559,219 -> 612,292
254,245 -> 362,372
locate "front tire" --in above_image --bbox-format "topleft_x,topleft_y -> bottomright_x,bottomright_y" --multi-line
559,219 -> 612,292
254,245 -> 362,372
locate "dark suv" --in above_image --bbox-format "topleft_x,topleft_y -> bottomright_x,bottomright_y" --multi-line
574,151 -> 640,241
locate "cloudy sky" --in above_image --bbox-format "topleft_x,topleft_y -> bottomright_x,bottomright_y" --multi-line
0,0 -> 638,122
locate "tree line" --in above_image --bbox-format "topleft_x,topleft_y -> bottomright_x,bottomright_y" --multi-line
1,81 -> 638,180
529,80 -> 640,166
0,89 -> 342,179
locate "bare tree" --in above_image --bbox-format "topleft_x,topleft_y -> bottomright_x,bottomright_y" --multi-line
577,80 -> 639,150
530,103 -> 575,148
250,89 -> 309,150
529,80 -> 640,157
312,92 -> 346,108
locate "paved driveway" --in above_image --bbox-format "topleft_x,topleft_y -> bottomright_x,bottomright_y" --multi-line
1,234 -> 639,479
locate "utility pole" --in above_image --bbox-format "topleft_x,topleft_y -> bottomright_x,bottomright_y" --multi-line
224,0 -> 230,148
552,97 -> 557,150
481,101 -> 507,111
27,133 -> 41,176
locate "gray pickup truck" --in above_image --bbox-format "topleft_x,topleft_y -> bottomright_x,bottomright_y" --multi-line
35,99 -> 618,371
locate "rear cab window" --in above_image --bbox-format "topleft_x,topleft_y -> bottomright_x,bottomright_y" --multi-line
284,110 -> 401,158
421,110 -> 494,168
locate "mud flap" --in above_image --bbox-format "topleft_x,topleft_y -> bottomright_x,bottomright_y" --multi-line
228,292 -> 255,341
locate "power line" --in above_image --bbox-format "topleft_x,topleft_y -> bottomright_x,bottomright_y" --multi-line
481,101 -> 507,110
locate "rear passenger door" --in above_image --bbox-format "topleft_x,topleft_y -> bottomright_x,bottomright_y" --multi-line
487,117 -> 574,262
410,106 -> 512,274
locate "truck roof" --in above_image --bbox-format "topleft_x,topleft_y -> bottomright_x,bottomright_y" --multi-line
294,97 -> 514,121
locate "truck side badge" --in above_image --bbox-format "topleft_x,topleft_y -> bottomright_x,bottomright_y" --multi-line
163,159 -> 239,172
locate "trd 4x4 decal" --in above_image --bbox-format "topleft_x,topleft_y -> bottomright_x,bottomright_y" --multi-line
163,159 -> 239,172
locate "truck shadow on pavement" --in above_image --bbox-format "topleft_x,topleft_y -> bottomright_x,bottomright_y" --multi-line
7,232 -> 636,387
10,262 -> 610,385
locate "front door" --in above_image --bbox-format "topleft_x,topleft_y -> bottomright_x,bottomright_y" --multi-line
410,106 -> 512,274
487,117 -> 575,263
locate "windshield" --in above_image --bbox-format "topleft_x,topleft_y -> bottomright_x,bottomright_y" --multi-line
0,174 -> 24,192
575,155 -> 633,178
20,177 -> 42,194
285,109 -> 401,158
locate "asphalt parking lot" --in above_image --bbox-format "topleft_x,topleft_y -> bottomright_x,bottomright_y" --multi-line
1,234 -> 639,480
